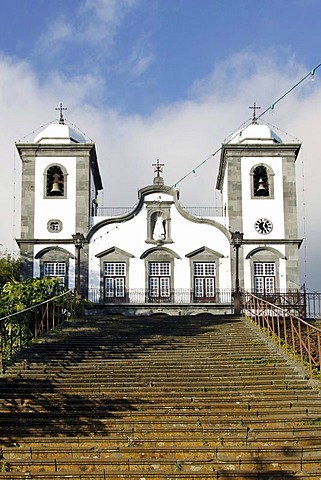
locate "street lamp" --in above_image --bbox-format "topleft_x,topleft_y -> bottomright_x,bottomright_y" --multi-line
231,231 -> 243,315
72,232 -> 85,298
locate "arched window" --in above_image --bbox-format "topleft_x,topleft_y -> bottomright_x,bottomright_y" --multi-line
36,247 -> 72,287
251,164 -> 274,199
46,165 -> 65,197
253,165 -> 269,197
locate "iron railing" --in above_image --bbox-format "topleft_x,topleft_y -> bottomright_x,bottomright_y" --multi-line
248,290 -> 321,321
243,292 -> 321,378
0,290 -> 74,369
88,288 -> 232,305
95,206 -> 224,217
304,290 -> 321,320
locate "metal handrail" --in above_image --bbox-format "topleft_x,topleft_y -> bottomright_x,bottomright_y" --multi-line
243,291 -> 321,378
0,290 -> 74,369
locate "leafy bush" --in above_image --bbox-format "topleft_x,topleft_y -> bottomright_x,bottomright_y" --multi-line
0,276 -> 65,318
0,254 -> 20,292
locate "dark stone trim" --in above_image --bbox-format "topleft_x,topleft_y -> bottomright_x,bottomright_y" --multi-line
88,182 -> 231,242
16,238 -> 76,246
242,238 -> 303,247
216,142 -> 301,191
96,246 -> 134,259
140,247 -> 181,259
245,246 -> 287,260
185,246 -> 225,258
35,246 -> 76,260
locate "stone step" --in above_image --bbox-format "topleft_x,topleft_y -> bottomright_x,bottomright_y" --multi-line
0,470 -> 306,479
1,454 -> 318,474
1,314 -> 321,478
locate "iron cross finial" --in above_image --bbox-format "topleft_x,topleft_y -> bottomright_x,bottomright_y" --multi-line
152,159 -> 164,177
55,103 -> 67,125
249,102 -> 261,124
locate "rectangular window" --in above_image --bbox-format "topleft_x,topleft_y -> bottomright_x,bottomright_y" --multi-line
44,262 -> 66,285
104,262 -> 126,276
104,262 -> 126,300
148,262 -> 171,300
149,262 -> 170,276
105,277 -> 125,297
193,262 -> 216,300
254,262 -> 275,294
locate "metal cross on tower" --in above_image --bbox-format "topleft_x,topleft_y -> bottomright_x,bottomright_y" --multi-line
55,103 -> 67,125
249,102 -> 261,124
152,159 -> 164,177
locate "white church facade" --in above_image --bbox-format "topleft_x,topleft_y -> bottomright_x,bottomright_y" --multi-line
16,112 -> 302,313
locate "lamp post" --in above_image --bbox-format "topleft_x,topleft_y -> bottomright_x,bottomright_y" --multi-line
72,232 -> 85,298
231,231 -> 243,315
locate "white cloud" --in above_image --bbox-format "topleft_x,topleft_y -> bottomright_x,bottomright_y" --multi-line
128,51 -> 155,78
39,0 -> 141,52
0,52 -> 320,289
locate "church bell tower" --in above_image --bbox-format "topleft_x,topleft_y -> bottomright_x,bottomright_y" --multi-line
216,110 -> 302,294
16,107 -> 103,293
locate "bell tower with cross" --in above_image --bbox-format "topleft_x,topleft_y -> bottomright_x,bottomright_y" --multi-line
216,103 -> 302,293
16,104 -> 103,292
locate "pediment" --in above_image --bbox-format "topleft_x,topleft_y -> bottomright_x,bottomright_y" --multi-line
95,246 -> 134,259
185,246 -> 224,259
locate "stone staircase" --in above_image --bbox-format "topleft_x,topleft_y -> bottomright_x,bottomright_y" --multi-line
1,314 -> 321,479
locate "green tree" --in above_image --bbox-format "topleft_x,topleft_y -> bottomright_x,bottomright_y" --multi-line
0,254 -> 20,291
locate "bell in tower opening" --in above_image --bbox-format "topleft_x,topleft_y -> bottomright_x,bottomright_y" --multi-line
46,165 -> 64,196
253,165 -> 269,197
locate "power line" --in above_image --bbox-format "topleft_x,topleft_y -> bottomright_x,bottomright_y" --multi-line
171,62 -> 321,190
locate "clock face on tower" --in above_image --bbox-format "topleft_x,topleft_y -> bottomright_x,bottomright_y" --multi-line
254,218 -> 273,235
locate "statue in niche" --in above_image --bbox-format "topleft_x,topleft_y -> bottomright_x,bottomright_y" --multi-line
152,212 -> 166,241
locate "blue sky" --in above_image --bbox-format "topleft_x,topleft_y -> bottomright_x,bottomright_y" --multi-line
0,0 -> 321,289
1,0 -> 320,114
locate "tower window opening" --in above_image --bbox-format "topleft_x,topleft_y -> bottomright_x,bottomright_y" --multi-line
253,165 -> 269,197
46,165 -> 64,196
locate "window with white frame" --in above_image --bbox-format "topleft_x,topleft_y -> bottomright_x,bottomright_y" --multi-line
44,262 -> 66,285
254,262 -> 275,294
104,262 -> 126,298
193,262 -> 216,298
148,262 -> 171,298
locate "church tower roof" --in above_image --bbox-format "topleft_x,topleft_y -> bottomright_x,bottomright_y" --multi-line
34,103 -> 86,144
34,123 -> 86,144
229,103 -> 282,144
229,123 -> 282,145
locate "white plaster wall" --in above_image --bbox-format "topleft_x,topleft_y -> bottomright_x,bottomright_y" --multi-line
34,157 -> 76,239
278,258 -> 287,290
34,258 -> 40,278
88,192 -> 232,292
241,157 -> 285,238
